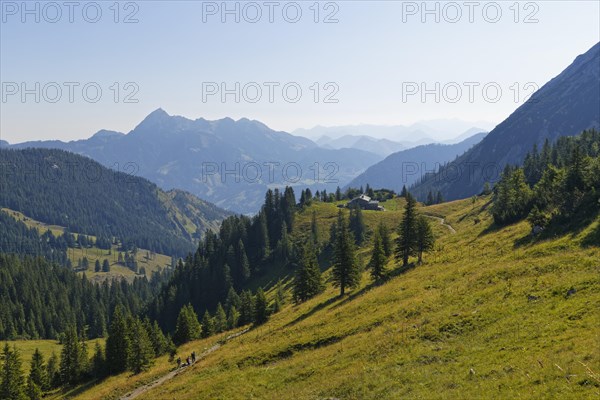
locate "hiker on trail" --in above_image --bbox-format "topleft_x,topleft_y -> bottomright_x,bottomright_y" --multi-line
177,357 -> 181,369
186,356 -> 191,366
192,351 -> 196,363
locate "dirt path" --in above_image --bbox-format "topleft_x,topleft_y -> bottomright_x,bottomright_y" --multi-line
120,328 -> 249,400
422,214 -> 456,234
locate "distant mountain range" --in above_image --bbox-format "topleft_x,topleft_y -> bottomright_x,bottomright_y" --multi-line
294,120 -> 494,143
6,111 -> 382,213
345,132 -> 487,192
411,41 -> 600,202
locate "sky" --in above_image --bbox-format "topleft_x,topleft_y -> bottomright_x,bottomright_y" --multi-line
1,0 -> 599,143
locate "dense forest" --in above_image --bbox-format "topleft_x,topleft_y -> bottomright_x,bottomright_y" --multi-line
0,148 -> 230,256
0,254 -> 167,340
491,129 -> 600,229
0,211 -> 68,266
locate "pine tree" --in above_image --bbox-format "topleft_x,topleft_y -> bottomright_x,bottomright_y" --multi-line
239,290 -> 255,326
331,210 -> 361,296
272,280 -> 286,313
293,242 -> 324,303
105,306 -> 131,374
415,216 -> 435,264
335,186 -> 342,201
200,311 -> 215,338
26,375 -> 42,400
227,306 -> 240,329
45,352 -> 59,389
254,288 -> 269,325
368,230 -> 387,280
435,191 -> 444,204
237,239 -> 250,283
146,320 -> 168,357
28,349 -> 47,391
377,222 -> 393,258
94,259 -> 101,273
426,191 -> 434,206
214,303 -> 227,333
1,343 -> 26,400
400,185 -> 408,198
91,342 -> 106,379
102,259 -> 110,272
348,205 -> 366,245
396,193 -> 418,266
225,288 -> 241,314
173,304 -> 201,344
59,325 -> 85,385
128,317 -> 154,374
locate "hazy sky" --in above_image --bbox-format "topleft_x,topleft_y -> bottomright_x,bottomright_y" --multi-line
1,1 -> 599,143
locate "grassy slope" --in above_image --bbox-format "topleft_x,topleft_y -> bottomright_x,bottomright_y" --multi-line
70,196 -> 600,399
10,339 -> 104,374
1,208 -> 172,283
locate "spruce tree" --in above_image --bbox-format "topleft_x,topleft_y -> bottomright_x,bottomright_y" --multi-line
59,325 -> 84,385
332,210 -> 361,296
435,191 -> 444,204
293,242 -> 324,303
173,304 -> 201,345
426,191 -> 434,206
45,352 -> 59,389
348,205 -> 366,245
91,342 -> 106,379
102,259 -> 110,272
368,230 -> 387,281
227,306 -> 240,329
105,306 -> 131,374
239,290 -> 255,326
128,317 -> 154,374
400,185 -> 408,198
415,216 -> 435,264
396,193 -> 418,266
214,303 -> 227,333
253,288 -> 269,325
1,343 -> 25,400
94,259 -> 101,273
28,349 -> 47,391
200,311 -> 215,338
26,375 -> 42,400
377,222 -> 393,258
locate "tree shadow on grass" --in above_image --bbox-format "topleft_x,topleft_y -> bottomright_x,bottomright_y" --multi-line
331,263 -> 417,310
56,378 -> 103,398
283,295 -> 340,328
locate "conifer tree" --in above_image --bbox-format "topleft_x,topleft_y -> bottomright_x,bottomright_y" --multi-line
105,306 -> 131,374
102,259 -> 110,272
59,325 -> 85,385
26,375 -> 42,400
173,304 -> 201,344
91,342 -> 106,379
214,303 -> 227,333
377,222 -> 393,258
227,306 -> 240,329
368,230 -> 387,281
28,349 -> 47,392
332,210 -> 361,296
400,185 -> 408,198
94,259 -> 101,273
349,205 -> 366,245
239,290 -> 255,326
1,343 -> 25,400
396,193 -> 418,266
415,216 -> 435,264
128,317 -> 154,374
435,191 -> 444,204
45,352 -> 59,389
335,186 -> 342,201
254,288 -> 269,325
426,191 -> 434,206
293,242 -> 324,303
200,310 -> 215,338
